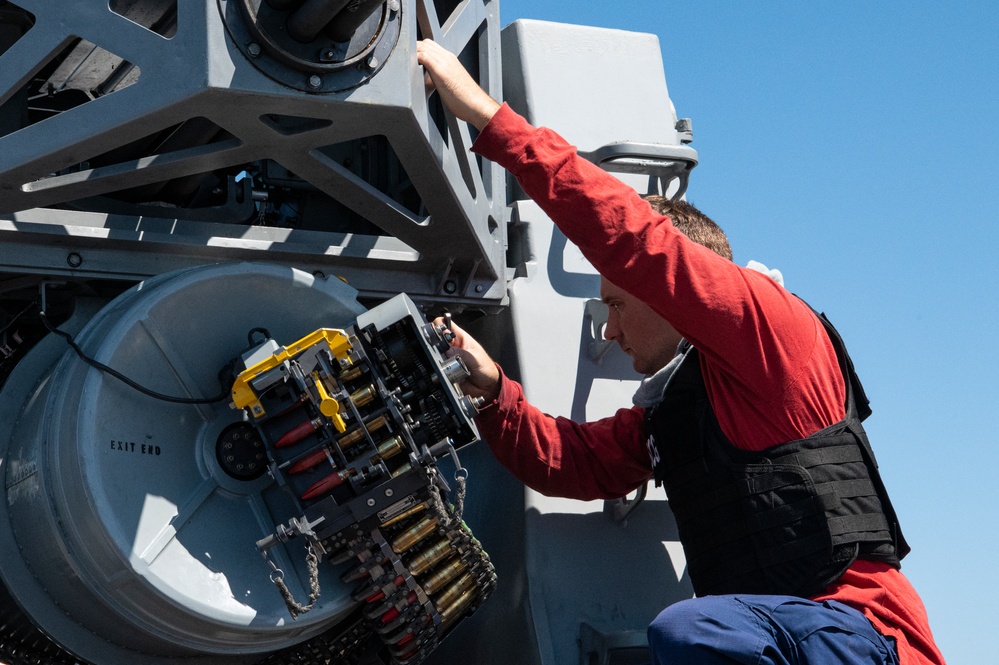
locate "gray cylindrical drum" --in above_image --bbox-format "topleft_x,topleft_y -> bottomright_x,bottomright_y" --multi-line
0,263 -> 365,664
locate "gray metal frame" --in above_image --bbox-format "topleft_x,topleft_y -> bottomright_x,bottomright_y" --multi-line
0,0 -> 506,306
0,9 -> 705,665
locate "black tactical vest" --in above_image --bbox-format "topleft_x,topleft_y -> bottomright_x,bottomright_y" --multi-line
644,311 -> 909,598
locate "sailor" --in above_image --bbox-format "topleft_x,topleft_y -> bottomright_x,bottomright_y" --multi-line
416,39 -> 945,665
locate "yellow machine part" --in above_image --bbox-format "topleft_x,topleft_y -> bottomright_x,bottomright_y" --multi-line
231,328 -> 353,426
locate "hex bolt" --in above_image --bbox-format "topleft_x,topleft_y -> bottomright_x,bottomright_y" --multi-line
248,42 -> 261,57
66,252 -> 82,268
443,280 -> 457,294
308,75 -> 322,89
475,284 -> 484,293
366,55 -> 378,71
388,0 -> 399,13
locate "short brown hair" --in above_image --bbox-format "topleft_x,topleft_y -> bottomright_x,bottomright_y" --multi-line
644,195 -> 733,261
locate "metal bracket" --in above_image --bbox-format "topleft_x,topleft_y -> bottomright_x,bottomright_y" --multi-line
578,141 -> 698,199
579,621 -> 649,665
602,481 -> 648,525
584,298 -> 615,362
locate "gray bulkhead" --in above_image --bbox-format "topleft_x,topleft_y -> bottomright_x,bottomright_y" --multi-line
427,19 -> 697,665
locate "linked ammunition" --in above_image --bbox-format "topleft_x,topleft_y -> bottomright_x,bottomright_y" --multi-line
421,556 -> 467,595
380,502 -> 427,529
406,536 -> 451,576
432,571 -> 475,615
275,417 -> 322,448
339,363 -> 367,382
391,461 -> 413,477
439,584 -> 478,627
391,515 -> 437,554
373,435 -> 405,462
300,468 -> 353,500
287,447 -> 332,474
350,384 -> 377,408
340,557 -> 386,584
338,414 -> 388,450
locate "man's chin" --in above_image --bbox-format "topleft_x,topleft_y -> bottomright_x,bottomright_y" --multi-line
620,348 -> 646,374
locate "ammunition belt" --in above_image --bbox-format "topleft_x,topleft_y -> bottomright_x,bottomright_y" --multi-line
0,498 -> 495,665
327,493 -> 497,665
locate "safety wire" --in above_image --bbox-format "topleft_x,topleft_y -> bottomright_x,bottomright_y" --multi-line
37,303 -> 230,405
426,448 -> 467,528
265,543 -> 322,620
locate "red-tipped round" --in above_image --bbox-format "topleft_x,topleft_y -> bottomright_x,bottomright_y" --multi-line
300,470 -> 349,500
288,448 -> 331,475
275,418 -> 320,448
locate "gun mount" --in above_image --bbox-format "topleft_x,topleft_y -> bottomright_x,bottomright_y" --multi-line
0,0 -> 505,306
0,2 -> 699,665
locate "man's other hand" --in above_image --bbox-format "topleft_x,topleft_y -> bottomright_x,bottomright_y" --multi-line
434,317 -> 501,403
416,39 -> 501,131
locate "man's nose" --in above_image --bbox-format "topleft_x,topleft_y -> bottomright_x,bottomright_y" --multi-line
603,317 -> 619,341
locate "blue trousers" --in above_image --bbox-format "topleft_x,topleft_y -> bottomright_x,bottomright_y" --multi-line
648,595 -> 899,665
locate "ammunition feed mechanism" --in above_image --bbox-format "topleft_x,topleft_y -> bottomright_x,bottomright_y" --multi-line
230,294 -> 496,665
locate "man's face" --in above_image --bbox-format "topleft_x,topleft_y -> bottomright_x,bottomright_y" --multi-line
600,276 -> 682,375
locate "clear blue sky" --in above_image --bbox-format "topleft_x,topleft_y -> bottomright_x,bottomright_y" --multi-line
498,2 -> 998,662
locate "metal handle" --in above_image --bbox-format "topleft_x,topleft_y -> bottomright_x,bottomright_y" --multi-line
583,298 -> 615,362
578,141 -> 698,199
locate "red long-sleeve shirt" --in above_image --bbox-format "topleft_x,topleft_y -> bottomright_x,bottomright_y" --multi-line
470,103 -> 944,665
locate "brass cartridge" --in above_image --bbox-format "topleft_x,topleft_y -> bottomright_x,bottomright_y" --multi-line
339,363 -> 367,382
433,571 -> 476,619
439,585 -> 478,627
391,461 -> 413,477
350,384 -> 377,408
391,515 -> 437,554
406,537 -> 451,576
380,502 -> 427,529
338,414 -> 388,450
373,435 -> 405,462
421,557 -> 467,595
